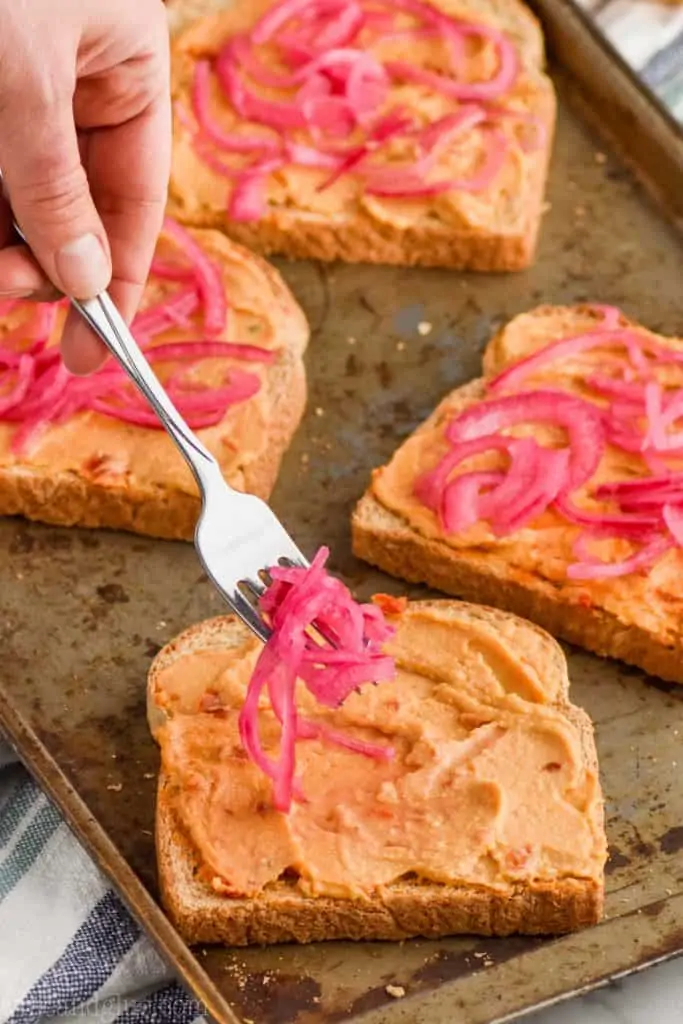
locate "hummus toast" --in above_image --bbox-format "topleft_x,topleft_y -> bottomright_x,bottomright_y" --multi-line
148,601 -> 605,944
0,223 -> 309,540
167,0 -> 556,271
353,305 -> 683,683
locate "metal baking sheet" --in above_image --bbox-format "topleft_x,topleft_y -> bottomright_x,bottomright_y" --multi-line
2,7 -> 683,1023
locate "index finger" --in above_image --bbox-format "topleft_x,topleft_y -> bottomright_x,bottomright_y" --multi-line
61,85 -> 172,373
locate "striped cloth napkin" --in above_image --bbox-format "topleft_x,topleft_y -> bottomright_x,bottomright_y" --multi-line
0,4 -> 680,1022
0,744 -> 204,1023
576,0 -> 683,119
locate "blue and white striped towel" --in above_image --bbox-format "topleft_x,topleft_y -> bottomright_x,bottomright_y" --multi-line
577,0 -> 683,120
0,5 -> 681,1023
0,741 -> 204,1023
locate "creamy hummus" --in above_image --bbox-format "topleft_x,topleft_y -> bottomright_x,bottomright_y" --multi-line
170,0 -> 554,235
0,231 -> 283,495
154,602 -> 605,900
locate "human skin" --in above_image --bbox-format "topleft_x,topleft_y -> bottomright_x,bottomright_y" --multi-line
0,0 -> 171,374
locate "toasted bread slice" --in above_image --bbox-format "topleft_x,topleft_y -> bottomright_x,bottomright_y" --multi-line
352,305 -> 683,683
167,0 -> 556,271
0,228 -> 309,541
148,603 -> 605,945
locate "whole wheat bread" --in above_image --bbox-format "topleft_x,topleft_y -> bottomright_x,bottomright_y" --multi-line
352,304 -> 683,683
166,0 -> 556,271
148,602 -> 605,945
0,228 -> 309,541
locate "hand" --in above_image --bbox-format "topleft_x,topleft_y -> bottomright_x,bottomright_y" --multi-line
0,0 -> 171,374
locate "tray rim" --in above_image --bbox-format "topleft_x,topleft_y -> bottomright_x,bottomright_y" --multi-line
3,3 -> 683,1023
530,0 -> 683,232
557,0 -> 683,142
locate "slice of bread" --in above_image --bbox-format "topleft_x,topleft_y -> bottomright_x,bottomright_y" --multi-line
148,603 -> 605,945
352,304 -> 683,683
167,0 -> 556,271
0,228 -> 309,541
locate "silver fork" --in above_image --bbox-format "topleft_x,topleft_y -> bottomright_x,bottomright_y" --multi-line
75,293 -> 310,643
11,220 -> 308,643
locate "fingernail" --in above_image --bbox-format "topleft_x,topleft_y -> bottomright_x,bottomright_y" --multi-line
0,287 -> 34,299
55,234 -> 111,299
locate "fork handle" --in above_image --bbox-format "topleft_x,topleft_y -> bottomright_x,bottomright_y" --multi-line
73,293 -> 223,491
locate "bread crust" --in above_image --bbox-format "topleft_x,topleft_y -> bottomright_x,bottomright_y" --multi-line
0,231 -> 309,541
351,305 -> 683,683
148,608 -> 605,945
156,788 -> 603,944
167,0 -> 557,271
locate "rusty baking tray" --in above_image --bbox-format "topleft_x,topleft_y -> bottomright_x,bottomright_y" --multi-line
2,2 -> 683,1022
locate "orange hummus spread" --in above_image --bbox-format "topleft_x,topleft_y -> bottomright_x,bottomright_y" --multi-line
371,308 -> 683,645
0,230 -> 285,495
154,602 -> 605,900
170,0 -> 554,234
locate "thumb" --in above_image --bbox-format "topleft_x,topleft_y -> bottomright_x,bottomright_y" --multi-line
0,76 -> 112,300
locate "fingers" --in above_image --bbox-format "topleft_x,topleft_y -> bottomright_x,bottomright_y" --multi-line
86,96 -> 171,324
0,66 -> 112,370
60,307 -> 109,375
75,0 -> 171,325
0,0 -> 171,376
0,72 -> 112,303
0,180 -> 56,299
0,245 -> 49,300
61,23 -> 171,373
64,3 -> 170,372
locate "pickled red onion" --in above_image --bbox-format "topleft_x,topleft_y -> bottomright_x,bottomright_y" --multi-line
302,95 -> 356,137
446,389 -> 604,491
286,141 -> 341,168
567,536 -> 672,580
486,444 -> 569,534
441,470 -> 503,533
596,474 -> 683,498
230,34 -> 301,90
2,362 -> 70,424
489,327 -> 659,394
133,285 -> 199,339
359,108 -> 491,193
385,48 -> 516,103
346,53 -> 390,122
415,434 -> 519,512
498,448 -> 570,533
0,299 -> 21,317
90,399 -> 226,430
663,504 -> 683,545
192,61 -> 281,154
147,341 -> 275,364
384,7 -> 517,100
290,0 -> 366,52
216,45 -> 306,131
585,374 -> 644,403
554,495 -> 659,537
238,547 -> 396,811
150,259 -> 193,282
161,218 -> 227,335
182,0 -> 529,221
594,305 -> 623,329
253,0 -> 341,44
366,127 -> 507,197
229,170 -> 272,222
0,355 -> 34,414
414,308 -> 683,579
0,221 -> 275,448
422,434 -> 570,537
